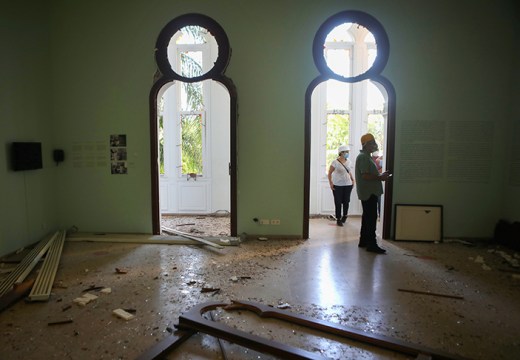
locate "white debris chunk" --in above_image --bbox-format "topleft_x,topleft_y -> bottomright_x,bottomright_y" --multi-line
100,287 -> 112,294
482,264 -> 492,271
496,251 -> 520,268
113,308 -> 135,320
277,303 -> 291,309
73,293 -> 98,306
474,256 -> 484,264
230,276 -> 239,282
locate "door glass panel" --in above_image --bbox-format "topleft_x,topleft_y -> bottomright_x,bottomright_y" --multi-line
323,22 -> 377,78
180,51 -> 203,78
326,80 -> 350,111
176,25 -> 207,45
326,113 -> 350,168
166,25 -> 218,78
325,23 -> 354,42
181,113 -> 203,175
367,81 -> 384,111
325,48 -> 351,77
158,97 -> 165,174
181,81 -> 204,112
367,113 -> 385,154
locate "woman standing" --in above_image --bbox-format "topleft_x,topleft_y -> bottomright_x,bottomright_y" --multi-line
328,145 -> 355,226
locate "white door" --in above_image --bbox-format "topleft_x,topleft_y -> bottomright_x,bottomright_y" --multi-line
309,23 -> 388,217
158,26 -> 230,215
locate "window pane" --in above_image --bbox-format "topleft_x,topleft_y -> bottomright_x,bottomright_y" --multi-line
367,48 -> 377,71
181,114 -> 203,175
180,51 -> 203,78
181,81 -> 203,111
326,113 -> 350,168
367,113 -> 384,154
326,80 -> 350,111
325,23 -> 354,42
158,97 -> 165,174
325,48 -> 351,77
366,81 -> 385,112
364,32 -> 376,44
176,26 -> 207,45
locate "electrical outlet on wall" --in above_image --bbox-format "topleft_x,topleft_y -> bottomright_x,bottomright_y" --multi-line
259,219 -> 270,225
271,219 -> 280,225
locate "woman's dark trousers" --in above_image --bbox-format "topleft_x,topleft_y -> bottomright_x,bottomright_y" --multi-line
333,185 -> 353,221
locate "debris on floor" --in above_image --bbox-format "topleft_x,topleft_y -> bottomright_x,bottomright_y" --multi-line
113,308 -> 135,321
277,302 -> 291,309
397,288 -> 464,300
162,226 -> 225,249
47,319 -> 73,326
489,248 -> 520,268
1,219 -> 519,360
73,292 -> 98,306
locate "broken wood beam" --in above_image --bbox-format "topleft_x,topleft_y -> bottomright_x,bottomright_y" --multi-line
47,319 -> 73,326
178,301 -> 468,360
161,226 -> 224,249
397,288 -> 464,300
135,330 -> 196,360
66,232 -> 236,247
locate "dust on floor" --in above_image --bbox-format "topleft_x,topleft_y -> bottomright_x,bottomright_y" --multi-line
161,214 -> 231,237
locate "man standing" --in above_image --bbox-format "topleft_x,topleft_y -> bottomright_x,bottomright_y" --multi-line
355,133 -> 391,254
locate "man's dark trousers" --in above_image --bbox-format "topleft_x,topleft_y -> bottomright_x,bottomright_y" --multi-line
360,194 -> 378,248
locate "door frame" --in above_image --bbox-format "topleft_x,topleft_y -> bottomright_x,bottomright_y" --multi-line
149,13 -> 237,236
303,10 -> 395,239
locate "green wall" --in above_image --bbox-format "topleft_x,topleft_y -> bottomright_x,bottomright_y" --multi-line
503,12 -> 520,222
1,0 -> 58,256
1,0 -> 518,256
386,1 -> 517,237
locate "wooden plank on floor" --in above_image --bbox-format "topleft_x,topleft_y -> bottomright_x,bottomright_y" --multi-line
67,232 -> 235,247
0,231 -> 58,297
28,230 -> 66,301
161,226 -> 224,249
135,330 -> 196,360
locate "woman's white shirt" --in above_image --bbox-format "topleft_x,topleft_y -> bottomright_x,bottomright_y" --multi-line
331,159 -> 353,186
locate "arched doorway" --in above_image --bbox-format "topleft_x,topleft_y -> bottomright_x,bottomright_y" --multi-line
304,10 -> 395,239
150,14 -> 237,236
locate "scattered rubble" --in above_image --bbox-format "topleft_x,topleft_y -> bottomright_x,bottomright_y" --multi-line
72,292 -> 98,306
113,308 -> 135,321
1,218 -> 520,360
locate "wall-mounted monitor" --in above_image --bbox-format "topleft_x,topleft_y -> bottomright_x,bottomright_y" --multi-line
11,142 -> 43,171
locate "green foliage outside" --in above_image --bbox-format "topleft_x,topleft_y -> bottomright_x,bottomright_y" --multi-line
158,25 -> 206,176
179,27 -> 204,175
367,114 -> 384,154
159,114 -> 164,174
181,114 -> 203,174
158,96 -> 165,174
326,113 -> 350,166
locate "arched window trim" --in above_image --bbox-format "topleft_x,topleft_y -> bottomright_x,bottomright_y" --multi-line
304,10 -> 395,240
150,13 -> 237,236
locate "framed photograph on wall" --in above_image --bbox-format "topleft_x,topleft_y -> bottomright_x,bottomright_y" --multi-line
394,204 -> 443,242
